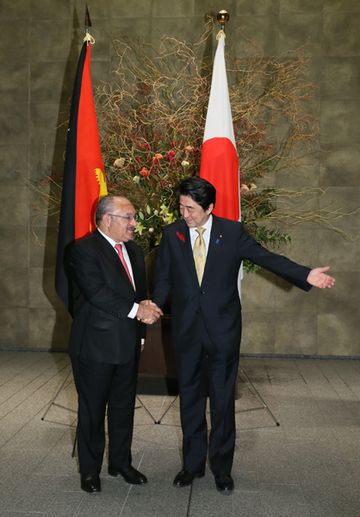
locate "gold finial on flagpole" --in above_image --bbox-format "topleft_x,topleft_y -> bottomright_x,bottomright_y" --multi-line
217,10 -> 230,31
216,10 -> 229,39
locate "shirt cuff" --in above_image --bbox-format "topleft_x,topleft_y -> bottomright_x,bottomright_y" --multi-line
128,302 -> 139,319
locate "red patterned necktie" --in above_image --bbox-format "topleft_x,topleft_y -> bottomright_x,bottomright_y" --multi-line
114,243 -> 135,290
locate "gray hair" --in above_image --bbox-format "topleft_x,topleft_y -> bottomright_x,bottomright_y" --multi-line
95,195 -> 117,225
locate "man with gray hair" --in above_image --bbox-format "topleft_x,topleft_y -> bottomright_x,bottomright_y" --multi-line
67,195 -> 162,493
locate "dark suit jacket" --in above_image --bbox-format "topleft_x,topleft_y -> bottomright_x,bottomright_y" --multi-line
66,230 -> 147,364
153,216 -> 311,356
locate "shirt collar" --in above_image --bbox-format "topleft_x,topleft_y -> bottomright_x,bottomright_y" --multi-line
97,227 -> 121,249
189,214 -> 213,235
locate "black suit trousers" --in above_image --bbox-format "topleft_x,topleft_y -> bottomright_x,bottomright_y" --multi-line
175,317 -> 239,476
71,353 -> 139,475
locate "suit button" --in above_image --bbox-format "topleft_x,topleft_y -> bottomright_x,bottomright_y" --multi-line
201,290 -> 205,294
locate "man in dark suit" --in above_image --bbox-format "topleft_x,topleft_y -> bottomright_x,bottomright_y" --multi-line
67,195 -> 163,493
152,177 -> 335,493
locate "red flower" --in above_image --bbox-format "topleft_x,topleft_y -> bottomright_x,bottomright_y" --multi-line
166,150 -> 176,162
176,231 -> 185,242
139,141 -> 151,150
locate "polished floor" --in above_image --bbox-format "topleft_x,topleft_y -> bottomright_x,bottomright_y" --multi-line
1,351 -> 360,516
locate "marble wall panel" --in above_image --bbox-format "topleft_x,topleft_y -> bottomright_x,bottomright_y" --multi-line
242,269 -> 282,314
0,227 -> 29,270
28,307 -> 71,349
0,0 -> 358,356
274,313 -> 318,355
318,312 -> 360,356
320,144 -> 360,187
232,15 -> 279,57
322,12 -> 360,56
241,312 -> 276,354
321,57 -> 360,100
275,153 -> 321,189
0,186 -> 29,226
29,0 -> 71,20
320,100 -> 360,145
0,145 -> 29,185
0,0 -> 30,20
0,308 -> 29,348
0,103 -> 29,146
278,14 -> 322,55
323,0 -> 360,12
0,269 -> 29,308
317,271 -> 360,314
109,0 -> 154,18
236,0 -> 279,16
317,232 -> 360,273
28,267 -> 62,309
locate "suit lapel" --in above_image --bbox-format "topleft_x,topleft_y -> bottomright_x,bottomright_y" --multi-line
202,216 -> 222,286
175,221 -> 199,284
94,230 -> 118,265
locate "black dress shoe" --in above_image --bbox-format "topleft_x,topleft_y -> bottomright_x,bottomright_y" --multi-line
214,474 -> 234,493
173,469 -> 204,487
108,465 -> 147,485
81,473 -> 101,493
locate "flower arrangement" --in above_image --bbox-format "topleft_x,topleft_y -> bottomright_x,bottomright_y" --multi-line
34,20 -> 355,268
97,20 -> 321,260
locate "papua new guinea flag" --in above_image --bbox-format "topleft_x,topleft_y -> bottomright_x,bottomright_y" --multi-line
55,38 -> 107,310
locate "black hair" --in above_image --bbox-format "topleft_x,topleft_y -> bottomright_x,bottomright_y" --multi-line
175,176 -> 216,210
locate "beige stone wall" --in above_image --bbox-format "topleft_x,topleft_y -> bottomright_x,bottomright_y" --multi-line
0,0 -> 359,355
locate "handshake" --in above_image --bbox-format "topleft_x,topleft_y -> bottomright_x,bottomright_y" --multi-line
136,300 -> 163,324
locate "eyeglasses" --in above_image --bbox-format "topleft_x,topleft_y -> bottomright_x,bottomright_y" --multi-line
108,213 -> 137,222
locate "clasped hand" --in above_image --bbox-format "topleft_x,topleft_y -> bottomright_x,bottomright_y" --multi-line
136,300 -> 163,324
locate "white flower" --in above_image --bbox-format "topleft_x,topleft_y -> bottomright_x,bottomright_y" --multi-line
113,157 -> 125,168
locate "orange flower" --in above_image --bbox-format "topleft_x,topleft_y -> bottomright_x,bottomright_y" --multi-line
153,153 -> 163,162
139,167 -> 150,178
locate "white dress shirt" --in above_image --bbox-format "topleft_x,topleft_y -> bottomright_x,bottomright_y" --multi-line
189,215 -> 213,256
97,228 -> 138,319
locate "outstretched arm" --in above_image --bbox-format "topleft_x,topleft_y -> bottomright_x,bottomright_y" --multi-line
307,267 -> 335,289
